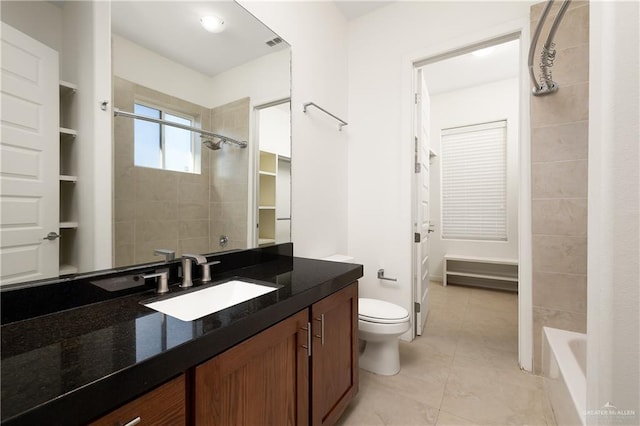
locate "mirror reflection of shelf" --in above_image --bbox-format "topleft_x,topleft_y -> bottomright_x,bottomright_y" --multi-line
59,80 -> 79,274
59,264 -> 78,275
258,151 -> 278,246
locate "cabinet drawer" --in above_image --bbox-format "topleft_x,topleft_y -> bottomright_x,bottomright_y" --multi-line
89,374 -> 185,426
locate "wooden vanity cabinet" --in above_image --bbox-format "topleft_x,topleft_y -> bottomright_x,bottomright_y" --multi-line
194,309 -> 310,426
311,283 -> 358,426
89,374 -> 185,426
193,281 -> 359,426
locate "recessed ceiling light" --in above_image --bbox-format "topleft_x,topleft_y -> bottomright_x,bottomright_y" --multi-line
471,46 -> 495,57
200,15 -> 225,33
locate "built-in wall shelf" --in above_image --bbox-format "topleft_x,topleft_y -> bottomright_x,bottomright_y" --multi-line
59,127 -> 77,137
258,151 -> 278,246
59,80 -> 78,95
58,80 -> 79,274
444,255 -> 518,292
59,175 -> 78,183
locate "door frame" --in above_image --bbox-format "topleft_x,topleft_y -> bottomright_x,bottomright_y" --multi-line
403,18 -> 532,371
251,98 -> 292,248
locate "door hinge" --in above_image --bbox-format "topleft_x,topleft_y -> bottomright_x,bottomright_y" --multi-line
414,232 -> 420,243
415,93 -> 421,104
414,302 -> 421,313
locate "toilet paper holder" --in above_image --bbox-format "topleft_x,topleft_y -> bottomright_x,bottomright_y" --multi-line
377,269 -> 397,282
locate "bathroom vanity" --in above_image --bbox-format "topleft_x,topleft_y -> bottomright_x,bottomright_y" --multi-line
0,244 -> 362,426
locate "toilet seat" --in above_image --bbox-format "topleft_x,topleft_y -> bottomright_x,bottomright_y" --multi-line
359,298 -> 409,324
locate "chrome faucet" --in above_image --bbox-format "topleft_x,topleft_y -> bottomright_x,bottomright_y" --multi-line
181,254 -> 208,288
154,248 -> 175,262
139,270 -> 170,294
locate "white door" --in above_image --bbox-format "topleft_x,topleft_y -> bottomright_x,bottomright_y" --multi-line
1,23 -> 59,285
413,69 -> 431,336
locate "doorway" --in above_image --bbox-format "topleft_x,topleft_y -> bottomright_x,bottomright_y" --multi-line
411,35 -> 523,357
253,99 -> 292,247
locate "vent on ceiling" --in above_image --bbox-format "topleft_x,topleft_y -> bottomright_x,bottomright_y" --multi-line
265,37 -> 284,47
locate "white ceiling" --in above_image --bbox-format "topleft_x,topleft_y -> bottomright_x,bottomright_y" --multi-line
111,1 -> 288,77
334,1 -> 395,20
111,2 -> 517,96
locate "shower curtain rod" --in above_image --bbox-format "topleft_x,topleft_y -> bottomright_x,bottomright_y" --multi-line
528,0 -> 572,96
113,108 -> 247,148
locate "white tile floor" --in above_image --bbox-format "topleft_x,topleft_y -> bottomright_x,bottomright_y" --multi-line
338,281 -> 556,426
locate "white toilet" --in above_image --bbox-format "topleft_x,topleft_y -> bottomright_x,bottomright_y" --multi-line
358,297 -> 410,376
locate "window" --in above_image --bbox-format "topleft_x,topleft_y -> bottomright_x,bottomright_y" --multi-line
133,103 -> 200,173
441,120 -> 507,241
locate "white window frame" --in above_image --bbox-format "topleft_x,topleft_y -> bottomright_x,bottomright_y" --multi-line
133,101 -> 200,174
441,119 -> 508,242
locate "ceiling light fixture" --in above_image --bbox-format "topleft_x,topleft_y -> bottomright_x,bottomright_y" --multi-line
471,46 -> 495,57
200,15 -> 225,33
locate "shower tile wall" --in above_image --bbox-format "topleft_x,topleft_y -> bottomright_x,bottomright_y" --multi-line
209,98 -> 250,252
113,77 -> 211,266
530,1 -> 589,373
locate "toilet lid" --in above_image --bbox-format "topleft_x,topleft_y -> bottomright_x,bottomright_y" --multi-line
359,298 -> 410,324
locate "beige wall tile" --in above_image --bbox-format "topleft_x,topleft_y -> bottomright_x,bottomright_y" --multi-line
135,239 -> 178,264
555,5 -> 589,49
531,82 -> 589,126
178,182 -> 209,204
553,44 -> 589,86
178,238 -> 209,257
135,220 -> 179,243
532,198 -> 588,236
533,271 -> 587,313
114,243 -> 134,268
531,121 -> 588,162
532,307 -> 587,373
179,220 -> 209,240
114,200 -> 136,222
135,200 -> 178,221
531,1 -> 588,22
114,221 -> 135,245
135,168 -> 179,202
532,235 -> 587,274
179,202 -> 209,221
532,160 -> 588,199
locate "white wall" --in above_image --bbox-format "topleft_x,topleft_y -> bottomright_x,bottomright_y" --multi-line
259,103 -> 291,158
209,49 -> 291,109
587,1 -> 640,422
347,1 -> 532,339
428,78 -> 519,280
112,35 -> 213,108
0,1 -> 62,52
239,1 -> 349,258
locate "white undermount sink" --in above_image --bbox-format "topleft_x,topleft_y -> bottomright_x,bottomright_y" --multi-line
142,279 -> 279,321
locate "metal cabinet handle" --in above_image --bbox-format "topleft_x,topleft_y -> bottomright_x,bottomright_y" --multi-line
121,417 -> 141,426
314,314 -> 325,345
300,322 -> 311,357
43,232 -> 61,241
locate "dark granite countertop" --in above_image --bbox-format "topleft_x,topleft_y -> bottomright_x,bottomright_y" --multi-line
0,244 -> 363,425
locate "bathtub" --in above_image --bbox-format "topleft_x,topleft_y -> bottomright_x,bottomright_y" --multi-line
542,327 -> 587,426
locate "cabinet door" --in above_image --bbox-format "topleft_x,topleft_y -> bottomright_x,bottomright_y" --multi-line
195,309 -> 309,426
311,282 -> 358,426
89,374 -> 185,425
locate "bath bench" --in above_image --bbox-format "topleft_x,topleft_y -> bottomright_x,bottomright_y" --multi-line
443,255 -> 518,292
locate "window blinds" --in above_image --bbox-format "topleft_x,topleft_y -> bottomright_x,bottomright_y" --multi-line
441,120 -> 507,241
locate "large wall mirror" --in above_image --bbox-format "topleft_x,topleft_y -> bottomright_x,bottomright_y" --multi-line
0,1 -> 291,286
